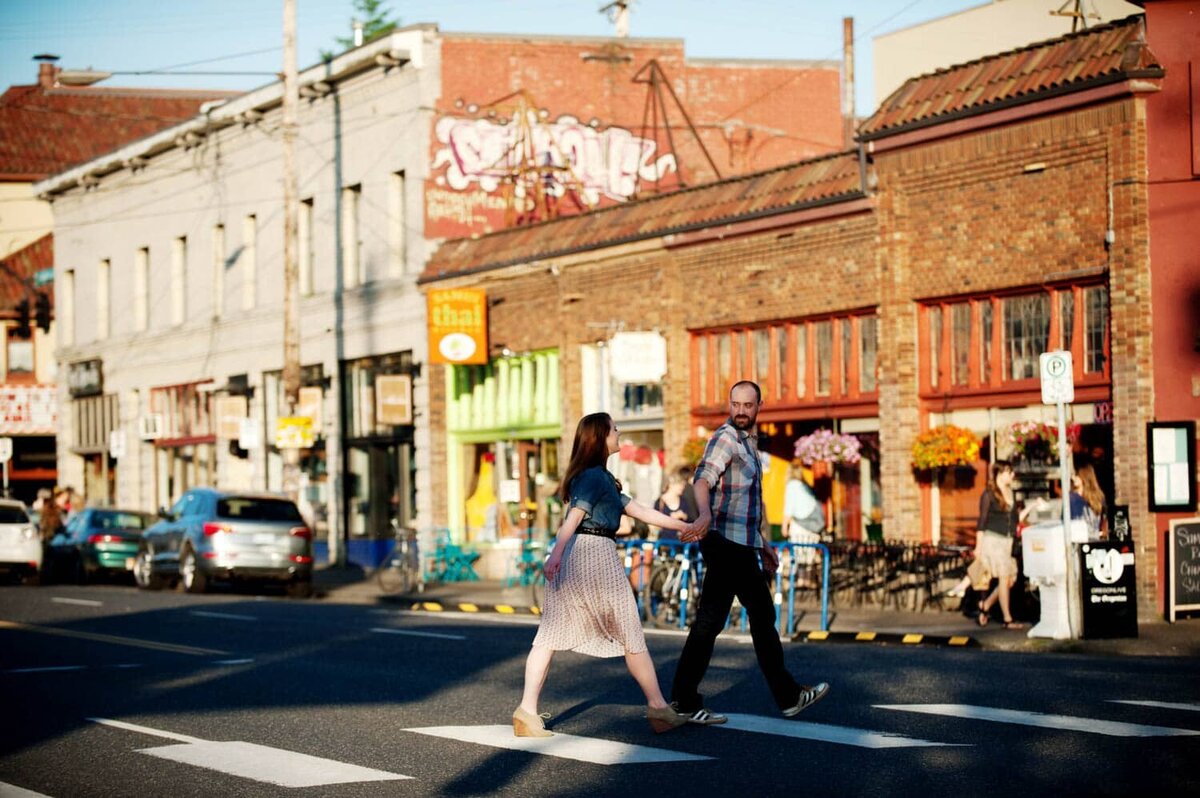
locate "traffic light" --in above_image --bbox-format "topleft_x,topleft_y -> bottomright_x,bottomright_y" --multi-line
34,292 -> 51,332
14,299 -> 30,337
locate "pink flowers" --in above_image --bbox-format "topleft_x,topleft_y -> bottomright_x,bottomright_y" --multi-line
794,429 -> 862,466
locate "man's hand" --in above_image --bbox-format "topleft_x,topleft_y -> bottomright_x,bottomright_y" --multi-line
681,514 -> 710,543
760,542 -> 779,576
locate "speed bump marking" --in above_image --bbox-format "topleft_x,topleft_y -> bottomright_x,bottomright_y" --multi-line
855,632 -> 877,641
902,634 -> 923,644
948,636 -> 971,646
807,631 -> 829,641
458,603 -> 479,613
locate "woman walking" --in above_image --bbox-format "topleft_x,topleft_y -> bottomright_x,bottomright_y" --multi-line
975,460 -> 1042,629
513,412 -> 691,737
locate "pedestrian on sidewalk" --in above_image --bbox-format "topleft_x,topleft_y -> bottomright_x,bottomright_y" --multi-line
672,381 -> 829,725
975,460 -> 1043,630
513,412 -> 691,738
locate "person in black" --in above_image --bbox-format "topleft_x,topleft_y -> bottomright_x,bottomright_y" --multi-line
975,460 -> 1043,629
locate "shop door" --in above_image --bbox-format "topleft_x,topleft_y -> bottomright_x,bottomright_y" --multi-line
516,441 -> 540,532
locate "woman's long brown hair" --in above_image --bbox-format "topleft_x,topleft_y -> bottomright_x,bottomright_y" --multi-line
559,412 -> 613,502
1075,463 -> 1105,514
988,459 -> 1014,510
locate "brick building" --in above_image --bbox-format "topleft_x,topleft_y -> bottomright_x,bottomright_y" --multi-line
422,10 -> 1197,615
37,27 -> 844,566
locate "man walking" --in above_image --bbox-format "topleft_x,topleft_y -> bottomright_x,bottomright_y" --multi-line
672,380 -> 829,723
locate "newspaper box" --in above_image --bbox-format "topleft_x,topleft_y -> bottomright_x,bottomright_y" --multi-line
1022,520 -> 1087,640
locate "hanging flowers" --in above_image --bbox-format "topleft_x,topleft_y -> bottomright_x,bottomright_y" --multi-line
681,436 -> 708,467
910,425 -> 981,470
1004,420 -> 1081,461
794,428 -> 862,466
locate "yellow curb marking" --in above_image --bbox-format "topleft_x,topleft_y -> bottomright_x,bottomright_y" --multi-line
855,632 -> 877,641
422,602 -> 444,612
0,619 -> 227,656
458,603 -> 479,612
807,631 -> 829,640
901,634 -> 923,644
948,636 -> 971,646
530,607 -> 541,615
495,605 -> 515,614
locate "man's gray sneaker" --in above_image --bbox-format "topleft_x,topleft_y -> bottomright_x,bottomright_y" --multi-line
782,682 -> 830,717
671,703 -> 728,725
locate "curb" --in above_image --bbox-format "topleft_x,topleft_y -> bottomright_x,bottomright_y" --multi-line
791,630 -> 979,648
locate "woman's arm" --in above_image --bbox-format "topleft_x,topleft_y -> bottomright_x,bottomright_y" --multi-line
543,506 -> 586,581
624,498 -> 688,532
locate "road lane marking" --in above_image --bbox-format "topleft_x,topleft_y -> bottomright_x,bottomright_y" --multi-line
0,780 -> 54,797
717,713 -> 960,748
90,717 -> 207,744
0,619 -> 228,656
6,665 -> 87,674
1111,700 -> 1200,713
90,718 -> 410,786
51,597 -> 103,607
405,725 -> 711,765
189,610 -> 257,622
875,704 -> 1200,737
213,658 -> 255,665
370,627 -> 466,640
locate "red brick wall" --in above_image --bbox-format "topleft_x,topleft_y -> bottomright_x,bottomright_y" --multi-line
427,35 -> 842,238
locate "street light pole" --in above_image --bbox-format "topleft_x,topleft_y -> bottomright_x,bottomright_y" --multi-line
281,0 -> 301,500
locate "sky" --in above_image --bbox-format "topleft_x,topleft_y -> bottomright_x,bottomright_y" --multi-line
0,0 -> 993,116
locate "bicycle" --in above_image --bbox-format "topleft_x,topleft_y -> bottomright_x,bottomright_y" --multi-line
645,542 -> 703,629
376,520 -> 421,595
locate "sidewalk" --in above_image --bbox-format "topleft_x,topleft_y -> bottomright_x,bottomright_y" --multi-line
312,565 -> 1200,657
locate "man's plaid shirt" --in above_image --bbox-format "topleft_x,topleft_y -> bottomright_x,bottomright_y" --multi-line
693,421 -> 763,547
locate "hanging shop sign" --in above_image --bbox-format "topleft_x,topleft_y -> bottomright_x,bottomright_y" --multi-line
375,375 -> 413,426
215,395 -> 248,440
0,385 -> 57,434
428,288 -> 488,365
67,359 -> 104,398
609,331 -> 667,383
275,417 -> 315,449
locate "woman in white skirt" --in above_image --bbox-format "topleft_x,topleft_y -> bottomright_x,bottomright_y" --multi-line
513,412 -> 692,737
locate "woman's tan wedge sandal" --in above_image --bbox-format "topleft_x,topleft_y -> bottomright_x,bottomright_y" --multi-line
512,707 -> 553,737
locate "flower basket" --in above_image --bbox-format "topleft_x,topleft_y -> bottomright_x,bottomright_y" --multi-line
794,429 -> 861,466
680,436 -> 708,468
910,425 -> 980,471
1004,421 -> 1081,462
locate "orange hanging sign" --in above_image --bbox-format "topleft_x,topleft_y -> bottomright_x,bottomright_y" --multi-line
427,288 -> 488,365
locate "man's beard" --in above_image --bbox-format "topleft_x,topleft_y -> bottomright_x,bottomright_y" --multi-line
731,414 -> 755,430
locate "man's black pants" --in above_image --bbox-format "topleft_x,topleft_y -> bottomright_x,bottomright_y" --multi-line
671,533 -> 801,712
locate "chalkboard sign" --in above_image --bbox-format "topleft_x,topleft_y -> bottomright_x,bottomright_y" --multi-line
1168,518 -> 1200,622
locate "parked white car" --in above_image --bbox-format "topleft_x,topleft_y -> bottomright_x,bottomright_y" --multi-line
0,499 -> 41,585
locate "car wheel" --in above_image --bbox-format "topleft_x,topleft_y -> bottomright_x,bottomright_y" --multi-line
286,578 -> 313,599
22,567 -> 42,587
133,550 -> 164,590
180,549 -> 208,594
74,557 -> 89,586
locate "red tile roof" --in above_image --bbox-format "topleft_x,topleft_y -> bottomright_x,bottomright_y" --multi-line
422,150 -> 863,282
0,81 -> 239,180
0,234 -> 52,314
860,14 -> 1163,140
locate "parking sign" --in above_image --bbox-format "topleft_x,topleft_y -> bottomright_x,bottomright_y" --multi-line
1040,351 -> 1074,405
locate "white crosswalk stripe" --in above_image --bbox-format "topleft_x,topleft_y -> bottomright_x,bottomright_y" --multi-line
405,725 -> 712,765
1110,700 -> 1200,713
875,704 -> 1200,737
716,713 -> 961,748
0,781 -> 54,797
90,718 -> 411,786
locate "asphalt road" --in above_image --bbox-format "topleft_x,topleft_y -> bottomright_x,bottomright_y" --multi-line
1,582 -> 1197,797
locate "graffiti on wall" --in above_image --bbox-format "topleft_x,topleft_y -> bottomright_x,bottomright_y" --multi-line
427,112 -> 677,237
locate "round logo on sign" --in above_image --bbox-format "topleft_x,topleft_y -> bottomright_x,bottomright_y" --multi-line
439,332 -> 477,362
1090,548 -> 1124,585
1044,354 -> 1068,377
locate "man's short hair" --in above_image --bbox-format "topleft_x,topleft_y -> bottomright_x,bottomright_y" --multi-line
730,380 -> 762,403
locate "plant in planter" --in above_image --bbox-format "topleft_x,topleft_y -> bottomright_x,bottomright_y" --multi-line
910,425 -> 981,472
793,428 -> 862,466
1004,421 -> 1081,462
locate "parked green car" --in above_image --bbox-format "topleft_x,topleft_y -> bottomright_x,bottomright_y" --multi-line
47,508 -> 156,584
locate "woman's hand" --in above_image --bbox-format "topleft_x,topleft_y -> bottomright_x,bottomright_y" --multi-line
544,552 -> 563,582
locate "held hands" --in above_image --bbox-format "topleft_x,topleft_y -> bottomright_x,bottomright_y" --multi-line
679,514 -> 710,543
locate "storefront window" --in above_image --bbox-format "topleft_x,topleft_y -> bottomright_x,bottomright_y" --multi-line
717,335 -> 731,393
951,302 -> 970,386
1003,293 -> 1050,380
839,318 -> 852,395
1084,285 -> 1108,374
815,320 -> 832,396
754,328 -> 770,392
6,335 -> 33,378
775,327 -> 788,399
697,337 -> 708,405
795,325 -> 807,398
1059,290 -> 1075,354
980,301 -> 993,384
859,316 -> 877,393
928,306 -> 942,389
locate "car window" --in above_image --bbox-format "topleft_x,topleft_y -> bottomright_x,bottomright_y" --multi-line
216,497 -> 303,522
168,495 -> 189,518
0,505 -> 29,524
91,511 -> 152,531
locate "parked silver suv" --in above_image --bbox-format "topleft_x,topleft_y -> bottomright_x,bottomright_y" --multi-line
135,488 -> 313,598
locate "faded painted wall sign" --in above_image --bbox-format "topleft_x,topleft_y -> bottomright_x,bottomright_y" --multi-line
427,112 -> 677,238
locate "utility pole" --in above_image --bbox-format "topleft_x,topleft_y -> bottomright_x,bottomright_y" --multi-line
281,0 -> 302,500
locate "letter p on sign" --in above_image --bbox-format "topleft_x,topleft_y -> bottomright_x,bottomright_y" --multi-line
1040,351 -> 1075,405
